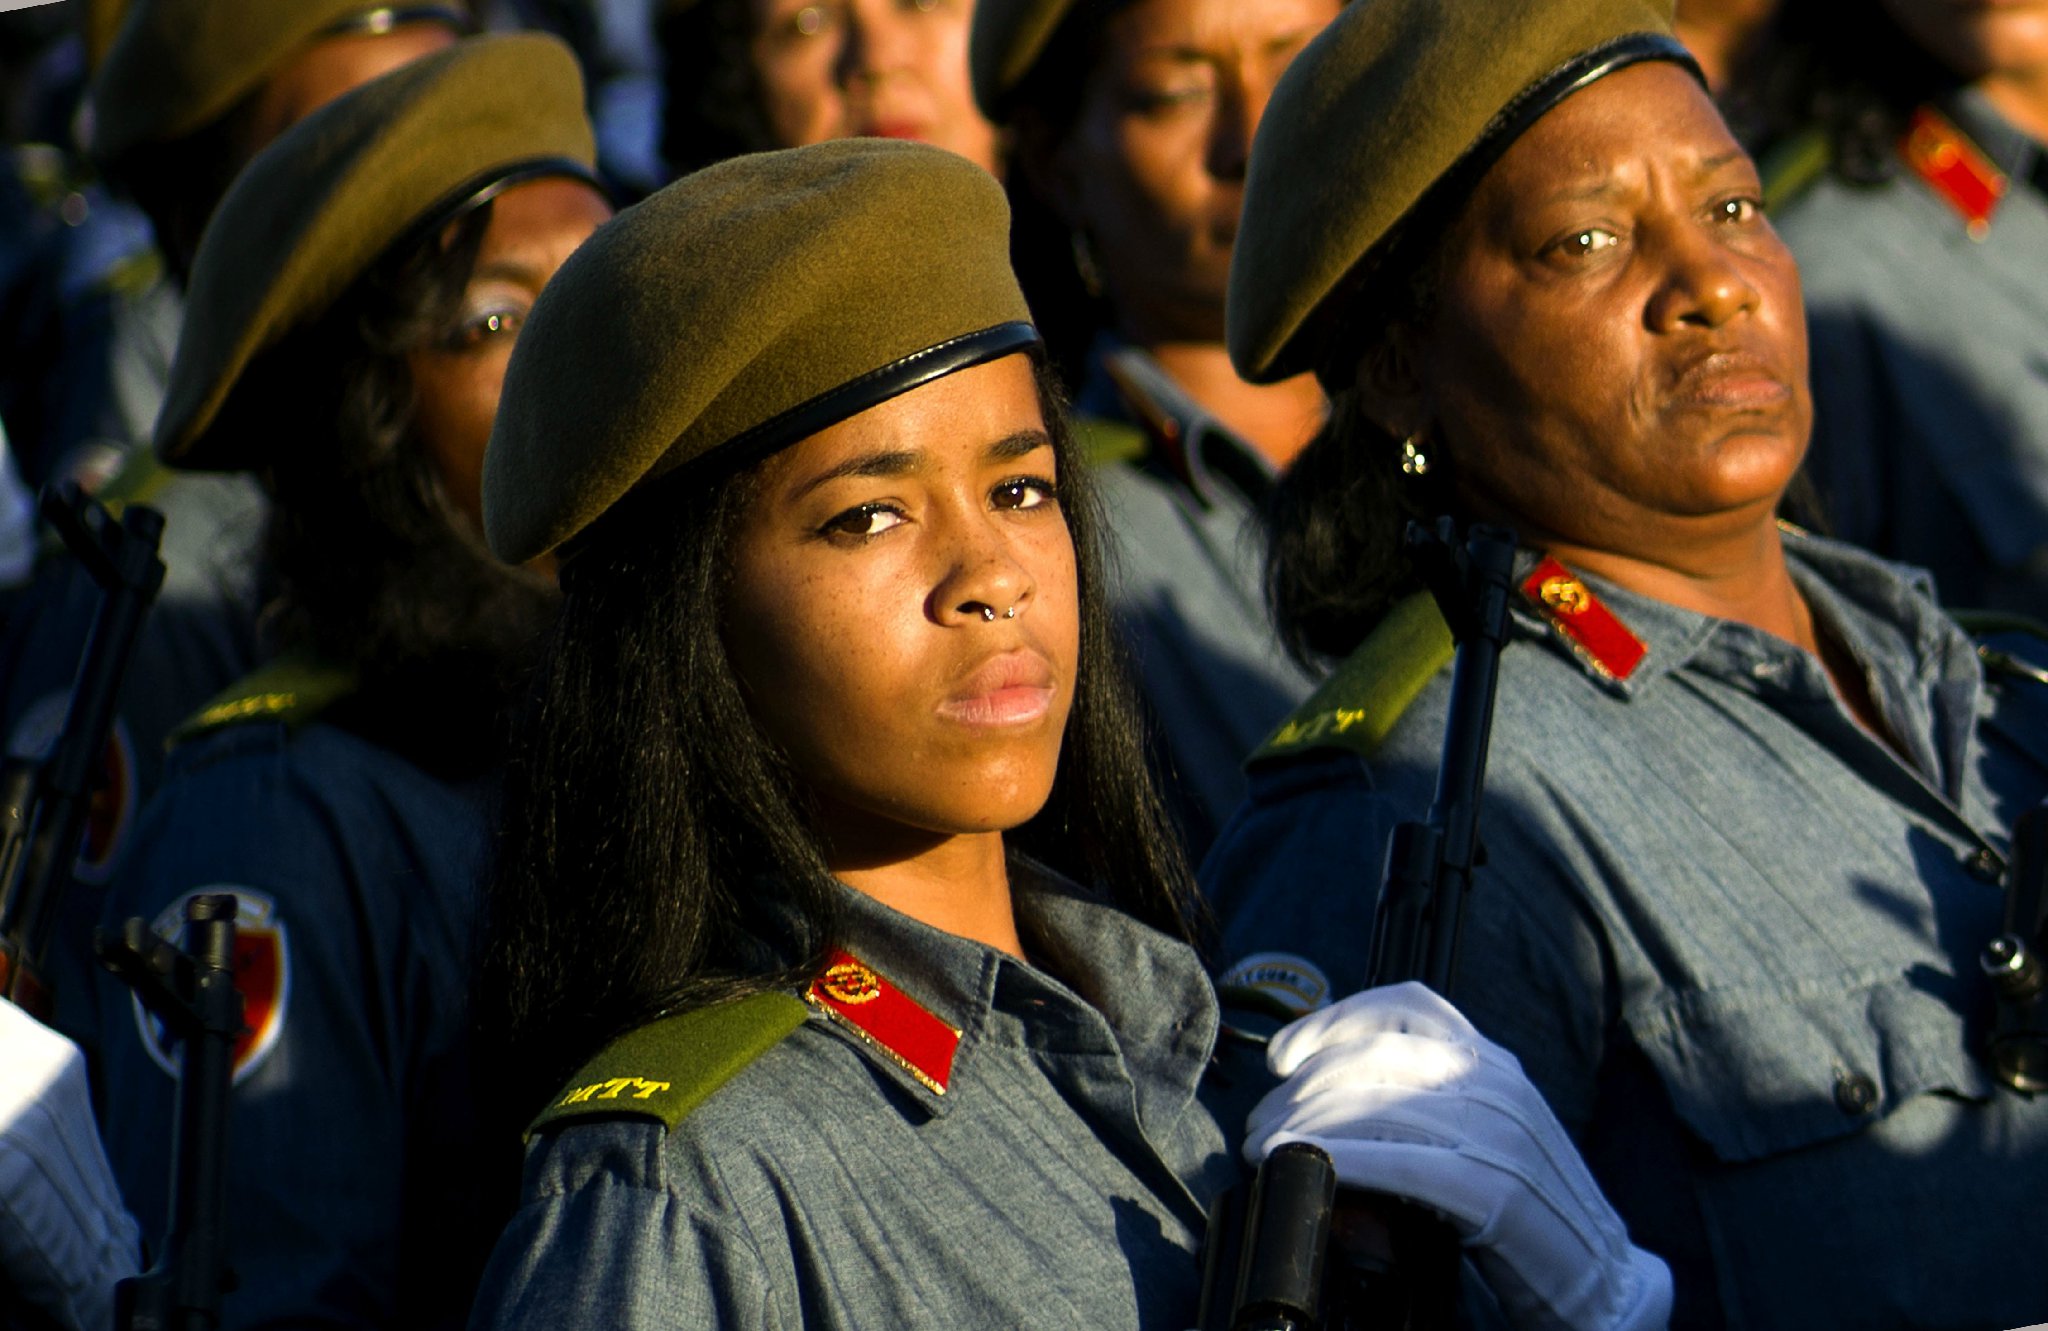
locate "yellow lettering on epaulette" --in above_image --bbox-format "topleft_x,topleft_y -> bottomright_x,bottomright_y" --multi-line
594,1077 -> 638,1100
629,1078 -> 671,1100
561,1083 -> 601,1105
1270,720 -> 1305,748
1333,708 -> 1365,733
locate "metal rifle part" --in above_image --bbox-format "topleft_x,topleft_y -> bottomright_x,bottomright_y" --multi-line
1323,519 -> 1517,1330
0,482 -> 166,1014
101,893 -> 244,1331
1982,804 -> 2048,1091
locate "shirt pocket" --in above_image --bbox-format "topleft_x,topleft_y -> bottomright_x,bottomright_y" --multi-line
1621,970 -> 1997,1162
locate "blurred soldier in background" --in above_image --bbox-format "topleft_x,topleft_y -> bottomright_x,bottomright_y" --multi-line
656,0 -> 1000,177
969,0 -> 1332,854
86,34 -> 608,1327
1764,0 -> 2048,613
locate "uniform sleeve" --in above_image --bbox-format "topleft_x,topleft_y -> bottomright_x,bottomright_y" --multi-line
92,736 -> 469,1328
470,1135 -> 781,1330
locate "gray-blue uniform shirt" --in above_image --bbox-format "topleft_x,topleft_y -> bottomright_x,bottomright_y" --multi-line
93,703 -> 504,1330
1079,345 -> 1319,854
470,863 -> 1236,1330
1772,90 -> 2048,613
1202,532 -> 2048,1330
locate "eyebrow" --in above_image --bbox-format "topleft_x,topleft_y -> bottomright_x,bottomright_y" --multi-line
1532,148 -> 1757,208
469,259 -> 547,288
790,429 -> 1053,501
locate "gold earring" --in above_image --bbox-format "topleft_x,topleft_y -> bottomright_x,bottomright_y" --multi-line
1400,432 -> 1431,477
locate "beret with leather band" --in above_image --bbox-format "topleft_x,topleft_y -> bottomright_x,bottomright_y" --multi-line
91,0 -> 468,163
156,32 -> 598,471
483,137 -> 1040,567
1227,0 -> 1696,385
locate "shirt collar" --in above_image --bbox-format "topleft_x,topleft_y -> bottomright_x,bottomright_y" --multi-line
809,857 -> 1217,1129
1941,87 -> 2045,195
1076,337 -> 1278,509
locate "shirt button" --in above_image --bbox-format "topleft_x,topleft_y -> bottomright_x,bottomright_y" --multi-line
1965,848 -> 2005,884
1834,1070 -> 1879,1116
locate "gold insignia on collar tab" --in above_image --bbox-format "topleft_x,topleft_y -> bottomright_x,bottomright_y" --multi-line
1538,574 -> 1591,616
820,961 -> 882,1006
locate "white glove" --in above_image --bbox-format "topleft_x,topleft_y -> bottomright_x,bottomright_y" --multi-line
1243,982 -> 1671,1331
0,998 -> 142,1331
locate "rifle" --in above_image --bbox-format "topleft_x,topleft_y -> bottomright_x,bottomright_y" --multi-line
1200,519 -> 1517,1331
0,481 -> 166,1016
99,894 -> 243,1331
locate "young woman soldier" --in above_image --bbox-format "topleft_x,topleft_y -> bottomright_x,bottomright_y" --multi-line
965,0 -> 1334,855
464,137 -> 1668,1331
87,35 -> 612,1327
1202,0 -> 2048,1326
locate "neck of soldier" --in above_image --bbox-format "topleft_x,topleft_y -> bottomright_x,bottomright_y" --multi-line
1525,504 -> 1821,655
821,811 -> 1026,959
1977,63 -> 2048,148
1143,341 -> 1325,471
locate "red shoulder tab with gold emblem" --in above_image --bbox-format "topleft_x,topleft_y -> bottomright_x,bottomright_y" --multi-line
805,949 -> 961,1096
1901,105 -> 2009,239
1520,557 -> 1648,683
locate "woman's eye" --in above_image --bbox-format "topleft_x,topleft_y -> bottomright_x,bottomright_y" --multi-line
777,2 -> 843,37
992,477 -> 1058,511
821,504 -> 905,538
443,305 -> 526,351
1552,227 -> 1620,259
1715,195 -> 1762,225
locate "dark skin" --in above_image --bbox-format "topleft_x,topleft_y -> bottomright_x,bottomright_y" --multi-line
1358,62 -> 1893,744
1879,0 -> 2048,142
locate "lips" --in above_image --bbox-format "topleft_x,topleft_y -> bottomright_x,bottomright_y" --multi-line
937,650 -> 1057,728
1666,348 -> 1795,411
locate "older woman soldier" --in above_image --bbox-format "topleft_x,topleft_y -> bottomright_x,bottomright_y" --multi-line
86,36 -> 612,1328
965,0 -> 1332,855
464,138 -> 1670,1330
1202,1 -> 2048,1328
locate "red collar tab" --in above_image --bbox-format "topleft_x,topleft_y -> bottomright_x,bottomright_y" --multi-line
1901,105 -> 2009,240
1519,557 -> 1648,683
805,948 -> 961,1096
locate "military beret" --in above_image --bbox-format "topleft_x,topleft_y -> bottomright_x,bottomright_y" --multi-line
968,0 -> 1090,121
1228,0 -> 1695,384
484,138 -> 1040,566
157,33 -> 598,470
91,0 -> 468,163
82,0 -> 129,71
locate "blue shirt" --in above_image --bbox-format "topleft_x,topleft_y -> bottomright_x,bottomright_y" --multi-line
1773,90 -> 2048,612
1079,345 -> 1319,853
1203,533 -> 2048,1330
92,715 -> 503,1330
470,864 -> 1235,1330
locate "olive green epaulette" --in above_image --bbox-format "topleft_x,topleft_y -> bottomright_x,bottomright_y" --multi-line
168,656 -> 359,749
526,992 -> 808,1139
1072,415 -> 1149,468
1760,126 -> 1832,215
1250,591 -> 1453,765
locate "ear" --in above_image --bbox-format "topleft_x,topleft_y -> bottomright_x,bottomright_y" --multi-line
1351,324 -> 1430,441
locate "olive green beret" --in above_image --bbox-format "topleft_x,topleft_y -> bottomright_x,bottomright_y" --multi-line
484,138 -> 1040,566
83,0 -> 129,71
157,33 -> 598,470
91,0 -> 467,163
968,0 -> 1086,121
1228,0 -> 1693,384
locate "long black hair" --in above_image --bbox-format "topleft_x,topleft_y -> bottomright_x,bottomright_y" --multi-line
475,363 -> 1202,1120
655,0 -> 780,176
205,202 -> 559,778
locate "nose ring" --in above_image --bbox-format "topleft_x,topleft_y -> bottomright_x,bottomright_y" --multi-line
976,605 -> 1018,622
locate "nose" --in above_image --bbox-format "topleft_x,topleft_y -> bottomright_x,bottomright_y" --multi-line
1206,74 -> 1258,182
1645,222 -> 1759,332
930,511 -> 1034,626
837,3 -> 916,83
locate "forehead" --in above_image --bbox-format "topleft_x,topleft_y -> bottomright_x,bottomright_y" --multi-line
1105,0 -> 1340,54
764,353 -> 1048,483
1473,62 -> 1742,203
